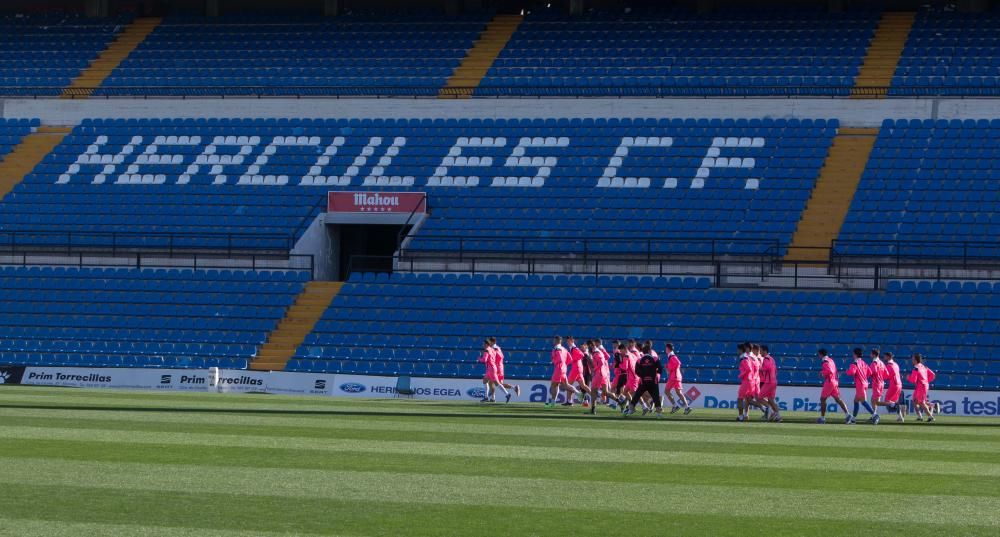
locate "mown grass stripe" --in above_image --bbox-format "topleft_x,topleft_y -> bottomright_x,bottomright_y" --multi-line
1,459 -> 997,528
3,416 -> 997,466
5,437 -> 997,498
2,409 -> 994,455
5,484 -> 988,537
0,518 -> 335,537
4,424 -> 998,476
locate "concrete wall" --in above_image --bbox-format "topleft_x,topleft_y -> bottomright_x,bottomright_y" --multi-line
4,97 -> 1000,127
290,213 -> 336,280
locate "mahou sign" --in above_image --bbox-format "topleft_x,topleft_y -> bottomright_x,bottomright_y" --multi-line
328,192 -> 427,214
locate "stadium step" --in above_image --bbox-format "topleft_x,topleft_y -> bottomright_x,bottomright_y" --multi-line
441,14 -> 523,98
0,127 -> 72,199
785,129 -> 878,263
63,17 -> 162,98
852,11 -> 915,98
250,281 -> 343,371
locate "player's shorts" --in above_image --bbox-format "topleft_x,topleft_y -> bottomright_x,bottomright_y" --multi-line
883,384 -> 901,403
550,367 -> 567,383
854,384 -> 869,401
614,374 -> 627,390
568,369 -> 583,384
871,383 -> 884,401
592,373 -> 608,390
759,383 -> 777,399
737,383 -> 756,399
912,385 -> 929,404
665,379 -> 683,391
484,367 -> 500,384
626,376 -> 640,391
820,382 -> 841,399
583,371 -> 593,385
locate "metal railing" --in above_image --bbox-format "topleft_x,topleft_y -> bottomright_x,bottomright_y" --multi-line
830,239 -> 1000,267
7,85 -> 1000,99
0,229 -> 296,256
400,235 -> 783,264
347,252 -> 1000,291
395,192 -> 428,250
0,250 -> 314,276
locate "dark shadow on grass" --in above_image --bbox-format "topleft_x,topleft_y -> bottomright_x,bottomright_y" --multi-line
1,402 -> 998,427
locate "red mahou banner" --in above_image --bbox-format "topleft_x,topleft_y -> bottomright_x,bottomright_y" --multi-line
327,192 -> 427,214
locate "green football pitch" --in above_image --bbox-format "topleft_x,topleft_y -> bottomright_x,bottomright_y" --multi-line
0,386 -> 998,537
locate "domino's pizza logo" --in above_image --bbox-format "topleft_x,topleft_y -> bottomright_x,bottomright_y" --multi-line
0,371 -> 9,384
686,386 -> 702,402
339,382 -> 366,393
466,387 -> 486,399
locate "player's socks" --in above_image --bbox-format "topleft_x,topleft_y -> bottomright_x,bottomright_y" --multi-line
852,401 -> 860,417
862,401 -> 875,414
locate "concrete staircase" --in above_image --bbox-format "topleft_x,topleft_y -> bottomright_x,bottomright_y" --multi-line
250,281 -> 343,371
63,17 -> 162,98
853,12 -> 915,97
785,128 -> 878,262
441,14 -> 522,98
0,127 -> 72,198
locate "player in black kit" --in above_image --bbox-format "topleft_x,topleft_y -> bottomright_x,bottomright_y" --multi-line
623,342 -> 665,418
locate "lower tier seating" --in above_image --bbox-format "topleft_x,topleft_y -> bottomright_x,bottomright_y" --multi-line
0,266 -> 308,369
288,272 -> 1000,391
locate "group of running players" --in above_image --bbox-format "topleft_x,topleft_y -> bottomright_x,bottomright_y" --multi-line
478,337 -> 938,423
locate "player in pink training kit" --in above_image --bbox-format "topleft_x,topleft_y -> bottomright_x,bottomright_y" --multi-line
817,348 -> 851,424
907,353 -> 937,422
489,337 -> 520,402
736,343 -> 753,421
564,336 -> 591,406
868,348 -> 888,422
758,345 -> 781,422
880,352 -> 906,421
587,340 -> 613,415
662,343 -> 692,415
594,339 -> 612,405
846,347 -> 877,424
747,343 -> 771,419
546,336 -> 580,407
623,340 -> 644,412
477,340 -> 500,403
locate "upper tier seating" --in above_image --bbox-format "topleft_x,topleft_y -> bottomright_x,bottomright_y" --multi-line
837,119 -> 1000,259
478,8 -> 878,96
0,119 -> 37,160
0,13 -> 127,95
288,272 -> 1000,391
1,117 -> 835,255
891,10 -> 1000,96
0,266 -> 308,369
97,14 -> 487,96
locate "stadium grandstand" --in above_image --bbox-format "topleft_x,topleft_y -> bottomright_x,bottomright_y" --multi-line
0,0 -> 995,386
0,0 -> 1000,535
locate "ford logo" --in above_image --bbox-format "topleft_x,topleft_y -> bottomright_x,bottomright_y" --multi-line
466,387 -> 486,399
340,382 -> 366,393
